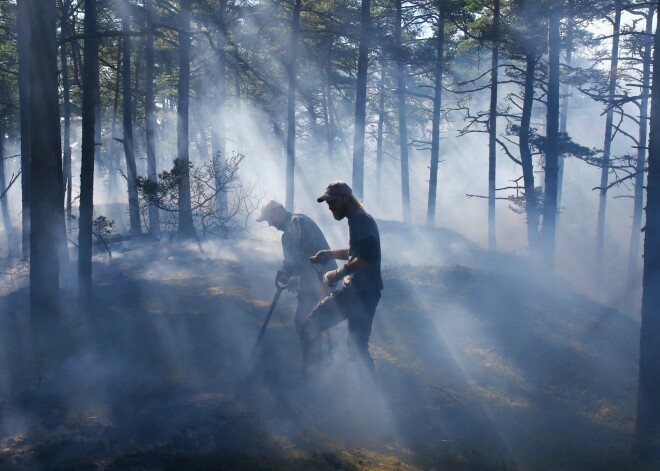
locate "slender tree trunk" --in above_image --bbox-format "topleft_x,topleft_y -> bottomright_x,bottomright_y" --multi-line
540,0 -> 561,267
27,0 -> 63,322
121,2 -> 141,236
0,120 -> 11,235
629,5 -> 655,280
323,37 -> 335,161
596,0 -> 621,278
78,0 -> 98,304
212,0 -> 228,220
177,0 -> 195,237
521,53 -> 538,254
557,12 -> 573,215
351,0 -> 371,200
376,59 -> 386,199
427,6 -> 445,227
17,0 -> 31,259
145,0 -> 160,238
488,0 -> 500,250
60,0 -> 72,225
634,0 -> 660,458
396,0 -> 410,222
285,0 -> 301,211
109,45 -> 121,202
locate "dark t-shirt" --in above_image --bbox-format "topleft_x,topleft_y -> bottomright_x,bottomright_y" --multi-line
282,213 -> 336,293
347,208 -> 383,291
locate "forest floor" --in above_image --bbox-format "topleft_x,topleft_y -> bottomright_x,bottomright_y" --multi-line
0,222 -> 648,470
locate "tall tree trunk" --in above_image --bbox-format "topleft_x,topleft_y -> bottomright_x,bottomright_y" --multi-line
634,0 -> 660,458
323,37 -> 335,161
17,0 -> 31,259
488,0 -> 500,250
0,120 -> 11,236
595,0 -> 621,278
557,11 -> 573,215
177,0 -> 195,237
540,0 -> 561,267
396,0 -> 410,222
145,0 -> 160,238
521,53 -> 538,254
121,2 -> 141,236
60,0 -> 72,225
376,58 -> 385,199
78,0 -> 98,305
351,0 -> 371,200
285,0 -> 301,211
427,6 -> 445,227
629,5 -> 655,280
212,0 -> 228,220
109,45 -> 121,202
27,0 -> 63,322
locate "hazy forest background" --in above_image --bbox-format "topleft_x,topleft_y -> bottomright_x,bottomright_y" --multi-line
2,0 -> 660,469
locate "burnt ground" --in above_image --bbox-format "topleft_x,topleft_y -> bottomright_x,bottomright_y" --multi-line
0,228 -> 647,470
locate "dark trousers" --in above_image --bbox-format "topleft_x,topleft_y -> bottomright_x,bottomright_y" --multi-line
300,286 -> 381,374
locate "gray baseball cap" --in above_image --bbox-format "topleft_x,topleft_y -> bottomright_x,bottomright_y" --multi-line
317,181 -> 352,202
256,199 -> 284,222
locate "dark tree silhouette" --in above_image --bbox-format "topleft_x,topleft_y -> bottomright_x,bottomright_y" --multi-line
351,0 -> 371,200
285,0 -> 301,211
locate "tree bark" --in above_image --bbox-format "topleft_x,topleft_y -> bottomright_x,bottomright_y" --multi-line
557,10 -> 573,216
376,59 -> 385,199
634,0 -> 660,458
628,5 -> 655,280
521,53 -> 538,254
487,0 -> 500,250
396,0 -> 410,222
285,0 -> 301,211
60,0 -> 72,225
121,1 -> 141,236
0,119 -> 12,236
540,0 -> 561,267
351,0 -> 371,200
78,0 -> 98,305
323,37 -> 335,162
427,6 -> 445,227
177,0 -> 195,238
17,0 -> 31,259
212,0 -> 228,220
145,0 -> 160,238
595,0 -> 621,278
26,0 -> 63,322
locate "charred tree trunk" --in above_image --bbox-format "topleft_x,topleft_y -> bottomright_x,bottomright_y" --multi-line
17,0 -> 31,258
78,0 -> 98,304
521,53 -> 539,254
629,5 -> 655,280
109,45 -> 121,202
145,0 -> 160,238
285,0 -> 301,211
60,0 -> 72,225
541,0 -> 561,267
427,6 -> 445,227
177,0 -> 195,238
634,0 -> 660,458
121,2 -> 141,236
27,0 -> 63,321
488,0 -> 500,250
396,0 -> 410,222
595,0 -> 622,278
351,0 -> 371,200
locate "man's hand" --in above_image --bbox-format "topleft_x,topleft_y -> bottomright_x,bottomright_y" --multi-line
275,270 -> 290,287
323,266 -> 347,287
286,276 -> 301,293
310,250 -> 332,265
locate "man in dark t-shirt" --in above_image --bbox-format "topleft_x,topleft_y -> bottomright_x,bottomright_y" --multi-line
303,181 -> 383,377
